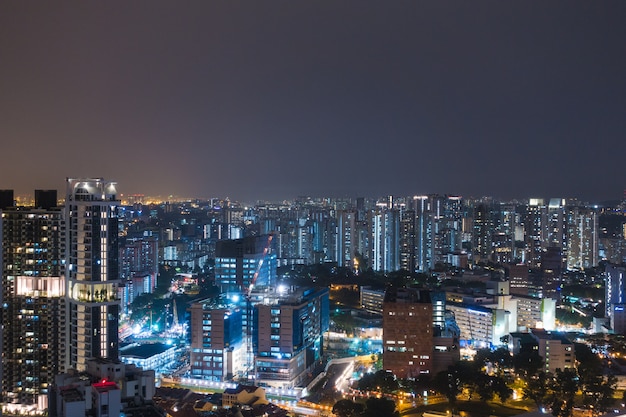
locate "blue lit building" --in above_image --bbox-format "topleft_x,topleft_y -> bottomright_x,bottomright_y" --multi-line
189,299 -> 244,381
252,287 -> 329,388
214,235 -> 277,295
606,264 -> 626,334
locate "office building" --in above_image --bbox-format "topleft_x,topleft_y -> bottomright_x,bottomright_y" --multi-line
214,235 -> 277,295
514,295 -> 556,331
65,178 -> 121,371
189,299 -> 245,381
253,287 -> 329,388
1,191 -> 65,414
382,288 -> 434,378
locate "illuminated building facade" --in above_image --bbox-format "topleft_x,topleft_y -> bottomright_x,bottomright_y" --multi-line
526,198 -> 546,268
119,236 -> 158,315
514,295 -> 556,331
606,264 -> 626,334
445,302 -> 510,349
1,191 -> 65,414
189,300 -> 245,381
566,206 -> 598,270
65,178 -> 121,371
214,235 -> 276,295
253,287 -> 329,388
360,286 -> 385,314
371,208 -> 400,272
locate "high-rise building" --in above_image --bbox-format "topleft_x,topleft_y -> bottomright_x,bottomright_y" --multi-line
214,235 -> 277,295
606,264 -> 626,334
370,208 -> 400,272
566,206 -> 598,270
526,199 -> 546,268
253,287 -> 329,388
1,191 -> 65,414
119,235 -> 158,315
399,208 -> 416,272
336,210 -> 357,268
547,199 -> 567,251
472,202 -> 495,264
189,299 -> 245,381
382,288 -> 434,378
413,196 -> 433,271
65,178 -> 121,371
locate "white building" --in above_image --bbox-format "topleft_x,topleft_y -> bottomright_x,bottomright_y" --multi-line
65,178 -> 121,371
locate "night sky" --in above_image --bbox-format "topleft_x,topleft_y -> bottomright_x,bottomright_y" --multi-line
1,2 -> 625,203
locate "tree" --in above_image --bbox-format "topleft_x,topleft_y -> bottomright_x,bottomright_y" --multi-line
357,370 -> 398,393
332,399 -> 363,417
433,361 -> 478,407
575,343 -> 602,386
491,347 -> 514,377
475,373 -> 496,402
493,375 -> 513,403
582,374 -> 616,416
361,397 -> 399,417
548,368 -> 579,417
524,372 -> 550,409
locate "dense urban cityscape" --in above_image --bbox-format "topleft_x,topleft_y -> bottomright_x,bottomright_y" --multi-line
1,178 -> 626,417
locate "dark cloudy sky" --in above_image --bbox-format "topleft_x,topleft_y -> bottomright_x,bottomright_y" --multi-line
1,2 -> 625,202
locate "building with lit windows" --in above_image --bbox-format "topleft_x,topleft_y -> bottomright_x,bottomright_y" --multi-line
50,358 -> 156,417
566,206 -> 598,270
119,342 -> 178,372
360,286 -> 385,314
119,235 -> 158,315
382,288 -> 435,378
370,208 -> 400,272
214,235 -> 276,295
606,264 -> 626,334
531,329 -> 575,373
1,190 -> 66,415
253,287 -> 329,388
189,299 -> 245,381
514,295 -> 556,331
527,198 -> 546,268
445,302 -> 510,349
65,178 -> 121,371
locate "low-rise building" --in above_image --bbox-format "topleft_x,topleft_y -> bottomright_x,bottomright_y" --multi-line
222,385 -> 268,408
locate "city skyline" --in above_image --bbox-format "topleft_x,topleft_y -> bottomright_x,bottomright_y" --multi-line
1,2 -> 625,202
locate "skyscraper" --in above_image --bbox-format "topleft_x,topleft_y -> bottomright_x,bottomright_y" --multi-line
1,191 -> 65,415
65,178 -> 120,371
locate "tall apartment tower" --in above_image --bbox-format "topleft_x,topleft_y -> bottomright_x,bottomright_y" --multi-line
1,191 -> 65,414
65,178 -> 120,371
566,206 -> 598,270
526,199 -> 547,268
370,208 -> 400,272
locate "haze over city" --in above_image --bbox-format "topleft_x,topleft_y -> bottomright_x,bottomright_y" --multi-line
1,2 -> 625,201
